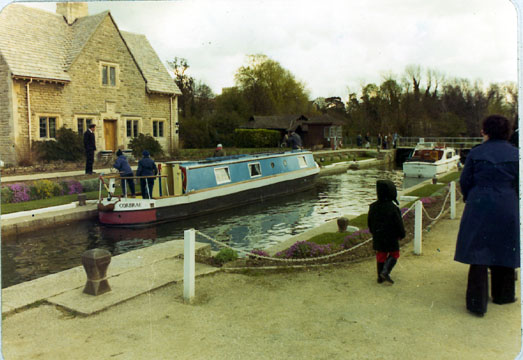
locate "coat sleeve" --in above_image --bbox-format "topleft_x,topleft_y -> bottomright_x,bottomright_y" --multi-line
395,206 -> 406,239
136,161 -> 143,177
153,161 -> 158,175
459,153 -> 474,202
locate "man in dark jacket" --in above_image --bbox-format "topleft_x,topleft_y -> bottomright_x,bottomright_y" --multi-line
455,115 -> 519,317
83,124 -> 96,174
136,150 -> 158,199
287,132 -> 302,150
113,149 -> 135,197
368,180 -> 406,284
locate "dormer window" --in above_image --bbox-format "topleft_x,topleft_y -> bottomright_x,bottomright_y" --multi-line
100,62 -> 119,87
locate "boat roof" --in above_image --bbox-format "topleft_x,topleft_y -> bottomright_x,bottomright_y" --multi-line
164,150 -> 312,169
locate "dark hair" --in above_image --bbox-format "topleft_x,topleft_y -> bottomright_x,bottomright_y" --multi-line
116,149 -> 123,156
88,123 -> 96,129
482,115 -> 510,140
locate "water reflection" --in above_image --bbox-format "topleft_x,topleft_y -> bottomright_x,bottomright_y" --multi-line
2,167 -> 425,288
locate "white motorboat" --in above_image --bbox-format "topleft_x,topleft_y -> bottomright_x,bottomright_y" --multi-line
403,142 -> 461,178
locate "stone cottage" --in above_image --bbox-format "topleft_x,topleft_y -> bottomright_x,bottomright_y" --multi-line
0,3 -> 181,165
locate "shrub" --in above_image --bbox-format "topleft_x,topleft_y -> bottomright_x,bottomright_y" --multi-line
341,229 -> 371,249
275,241 -> 336,259
61,180 -> 83,195
1,186 -> 14,203
249,249 -> 270,259
214,248 -> 239,264
129,133 -> 164,159
32,180 -> 62,200
233,129 -> 281,148
33,127 -> 84,162
80,178 -> 100,192
8,183 -> 31,203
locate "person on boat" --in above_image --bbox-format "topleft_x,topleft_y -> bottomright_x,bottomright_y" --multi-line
113,149 -> 135,197
136,150 -> 158,199
287,131 -> 302,150
368,179 -> 405,285
213,144 -> 226,157
454,114 -> 519,317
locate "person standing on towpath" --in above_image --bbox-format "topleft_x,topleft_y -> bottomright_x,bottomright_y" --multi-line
368,179 -> 406,284
454,114 -> 519,317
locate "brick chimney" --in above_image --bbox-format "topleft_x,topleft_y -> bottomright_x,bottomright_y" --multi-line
56,2 -> 88,25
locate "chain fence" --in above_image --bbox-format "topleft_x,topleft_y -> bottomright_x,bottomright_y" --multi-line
194,184 -> 457,267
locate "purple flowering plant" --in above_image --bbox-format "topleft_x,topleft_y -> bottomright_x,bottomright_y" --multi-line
8,183 -> 31,203
64,180 -> 83,195
249,249 -> 270,259
341,229 -> 372,249
275,241 -> 335,259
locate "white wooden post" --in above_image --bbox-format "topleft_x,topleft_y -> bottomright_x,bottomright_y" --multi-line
183,229 -> 195,303
414,200 -> 422,255
450,181 -> 456,220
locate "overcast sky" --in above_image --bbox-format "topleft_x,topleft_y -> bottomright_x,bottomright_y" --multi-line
5,0 -> 519,99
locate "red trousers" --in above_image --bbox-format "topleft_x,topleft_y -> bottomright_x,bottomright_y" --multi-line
376,251 -> 400,263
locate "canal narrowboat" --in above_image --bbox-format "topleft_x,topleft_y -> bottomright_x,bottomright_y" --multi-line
98,150 -> 320,226
402,142 -> 461,178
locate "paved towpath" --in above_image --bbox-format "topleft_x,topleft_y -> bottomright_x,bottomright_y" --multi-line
2,202 -> 521,359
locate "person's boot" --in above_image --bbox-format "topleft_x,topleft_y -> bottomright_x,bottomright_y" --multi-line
377,262 -> 385,283
380,256 -> 397,284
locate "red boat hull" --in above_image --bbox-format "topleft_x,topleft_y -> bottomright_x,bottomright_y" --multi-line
99,208 -> 157,225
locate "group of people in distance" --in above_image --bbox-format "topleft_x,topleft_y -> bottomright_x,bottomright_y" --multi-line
82,124 -> 158,199
368,114 -> 518,318
357,132 -> 398,149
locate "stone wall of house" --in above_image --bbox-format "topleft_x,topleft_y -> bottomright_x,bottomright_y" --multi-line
12,14 -> 177,164
64,15 -> 174,153
0,53 -> 16,165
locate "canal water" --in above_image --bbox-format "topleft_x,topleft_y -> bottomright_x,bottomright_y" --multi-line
2,166 -> 424,288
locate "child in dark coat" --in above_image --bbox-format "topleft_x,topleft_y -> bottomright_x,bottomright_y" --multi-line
368,180 -> 406,284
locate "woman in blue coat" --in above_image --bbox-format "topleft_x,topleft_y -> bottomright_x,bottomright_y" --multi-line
455,115 -> 519,317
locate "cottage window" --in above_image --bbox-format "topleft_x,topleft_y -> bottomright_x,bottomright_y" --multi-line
152,120 -> 165,137
39,116 -> 57,139
249,163 -> 262,177
126,119 -> 139,138
100,62 -> 118,87
214,167 -> 231,184
77,117 -> 93,134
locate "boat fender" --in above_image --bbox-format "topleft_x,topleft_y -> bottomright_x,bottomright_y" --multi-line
97,202 -> 115,212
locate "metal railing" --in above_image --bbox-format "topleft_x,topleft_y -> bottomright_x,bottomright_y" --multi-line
397,137 -> 483,148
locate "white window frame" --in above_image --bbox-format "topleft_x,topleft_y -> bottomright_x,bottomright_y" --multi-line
297,155 -> 308,168
248,162 -> 262,178
100,61 -> 119,88
37,114 -> 60,139
214,167 -> 231,184
152,118 -> 166,138
125,118 -> 141,138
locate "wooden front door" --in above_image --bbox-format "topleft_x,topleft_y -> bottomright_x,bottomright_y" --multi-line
103,120 -> 117,151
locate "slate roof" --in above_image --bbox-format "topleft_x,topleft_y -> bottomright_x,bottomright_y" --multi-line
121,31 -> 181,94
0,4 -> 180,94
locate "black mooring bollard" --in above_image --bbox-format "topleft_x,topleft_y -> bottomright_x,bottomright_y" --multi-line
337,217 -> 349,232
82,249 -> 112,296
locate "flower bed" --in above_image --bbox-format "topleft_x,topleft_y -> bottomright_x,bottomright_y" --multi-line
214,187 -> 458,269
